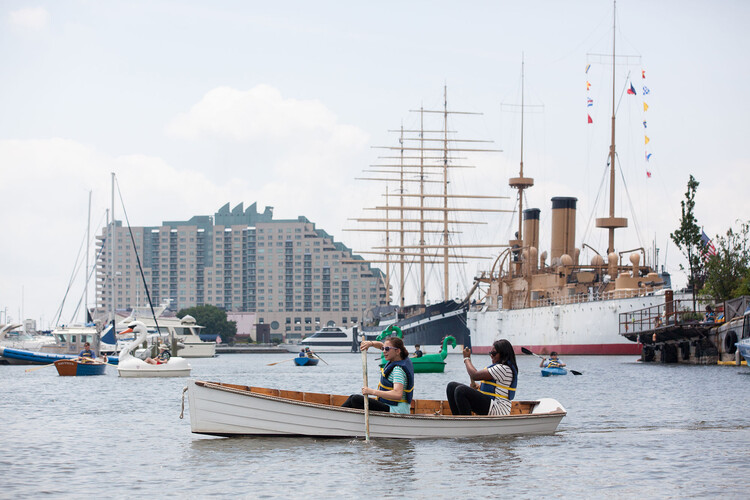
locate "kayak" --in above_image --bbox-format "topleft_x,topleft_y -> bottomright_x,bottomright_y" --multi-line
541,366 -> 567,377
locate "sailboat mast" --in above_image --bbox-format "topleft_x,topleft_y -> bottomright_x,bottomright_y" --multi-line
110,172 -> 115,332
399,126 -> 406,308
85,190 -> 91,323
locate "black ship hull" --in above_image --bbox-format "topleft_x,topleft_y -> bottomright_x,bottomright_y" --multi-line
362,300 -> 470,348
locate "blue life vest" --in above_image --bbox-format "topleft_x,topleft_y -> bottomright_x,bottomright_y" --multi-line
478,364 -> 517,401
377,358 -> 415,406
79,349 -> 95,359
546,359 -> 563,368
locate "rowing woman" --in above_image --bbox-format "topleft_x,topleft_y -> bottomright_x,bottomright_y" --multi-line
446,339 -> 518,416
341,337 -> 415,414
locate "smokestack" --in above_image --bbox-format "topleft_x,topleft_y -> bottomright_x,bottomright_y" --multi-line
523,208 -> 540,255
550,197 -> 577,260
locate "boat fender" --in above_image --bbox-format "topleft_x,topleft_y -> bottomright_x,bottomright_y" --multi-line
724,331 -> 738,354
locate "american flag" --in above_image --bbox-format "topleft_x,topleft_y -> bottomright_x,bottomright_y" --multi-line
701,230 -> 717,257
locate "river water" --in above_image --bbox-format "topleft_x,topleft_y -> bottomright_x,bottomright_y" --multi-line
1,352 -> 747,498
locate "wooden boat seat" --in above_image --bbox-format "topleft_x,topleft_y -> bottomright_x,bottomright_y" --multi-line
211,383 -> 535,415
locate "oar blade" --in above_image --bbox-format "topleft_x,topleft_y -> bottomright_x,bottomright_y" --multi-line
570,369 -> 583,376
521,347 -> 533,355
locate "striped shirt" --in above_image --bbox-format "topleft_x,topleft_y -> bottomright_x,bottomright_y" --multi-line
486,363 -> 515,416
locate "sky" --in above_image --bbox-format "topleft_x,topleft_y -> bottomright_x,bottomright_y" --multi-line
1,0 -> 748,329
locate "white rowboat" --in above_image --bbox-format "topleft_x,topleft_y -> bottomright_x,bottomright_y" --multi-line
186,380 -> 566,439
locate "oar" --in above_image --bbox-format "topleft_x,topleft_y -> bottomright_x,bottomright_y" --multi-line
361,348 -> 370,442
520,347 -> 582,375
25,361 -> 61,372
266,357 -> 296,366
310,350 -> 329,365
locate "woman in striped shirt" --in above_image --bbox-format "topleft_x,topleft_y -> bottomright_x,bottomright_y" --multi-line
446,339 -> 518,416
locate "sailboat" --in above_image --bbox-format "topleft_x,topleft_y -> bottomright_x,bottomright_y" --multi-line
467,7 -> 669,355
350,87 -> 508,348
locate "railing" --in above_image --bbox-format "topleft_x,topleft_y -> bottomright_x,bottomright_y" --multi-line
618,299 -> 716,336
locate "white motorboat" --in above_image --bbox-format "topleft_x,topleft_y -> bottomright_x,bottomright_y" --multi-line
116,305 -> 216,358
1,323 -> 56,351
117,321 -> 191,378
185,380 -> 566,438
285,326 -> 359,353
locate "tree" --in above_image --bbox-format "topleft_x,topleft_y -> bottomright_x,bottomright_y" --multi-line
670,175 -> 705,309
702,220 -> 750,300
177,305 -> 237,342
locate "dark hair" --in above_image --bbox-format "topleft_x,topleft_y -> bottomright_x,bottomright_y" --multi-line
385,337 -> 408,360
550,351 -> 558,357
492,339 -> 518,374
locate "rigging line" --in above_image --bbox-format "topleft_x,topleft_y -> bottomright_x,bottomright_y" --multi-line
114,178 -> 162,336
615,152 -> 646,248
581,160 -> 610,248
69,243 -> 106,324
53,221 -> 90,326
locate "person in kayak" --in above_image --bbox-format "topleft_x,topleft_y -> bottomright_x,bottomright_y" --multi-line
341,337 -> 415,414
540,351 -> 566,368
446,339 -> 518,416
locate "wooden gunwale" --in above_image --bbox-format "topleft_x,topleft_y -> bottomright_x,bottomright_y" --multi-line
195,381 -> 562,419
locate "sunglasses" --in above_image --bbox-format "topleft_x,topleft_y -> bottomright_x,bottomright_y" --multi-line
489,350 -> 497,356
383,346 -> 395,352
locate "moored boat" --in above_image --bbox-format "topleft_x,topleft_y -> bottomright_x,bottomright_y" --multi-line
116,321 -> 191,378
0,346 -> 77,365
185,380 -> 566,439
54,359 -> 107,376
290,325 -> 359,353
468,25 -> 668,356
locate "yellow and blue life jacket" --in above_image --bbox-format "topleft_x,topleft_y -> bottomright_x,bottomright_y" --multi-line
478,364 -> 517,401
377,358 -> 415,406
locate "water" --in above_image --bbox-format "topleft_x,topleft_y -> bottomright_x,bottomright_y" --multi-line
1,353 -> 748,498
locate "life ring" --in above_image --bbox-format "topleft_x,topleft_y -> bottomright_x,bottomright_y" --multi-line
724,331 -> 738,354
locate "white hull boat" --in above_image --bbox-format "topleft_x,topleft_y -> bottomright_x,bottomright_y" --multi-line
186,380 -> 566,439
287,326 -> 359,353
469,294 -> 664,355
117,321 -> 191,378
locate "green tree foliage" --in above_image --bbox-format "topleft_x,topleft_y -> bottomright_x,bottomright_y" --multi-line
177,305 -> 237,342
670,175 -> 705,307
701,220 -> 750,300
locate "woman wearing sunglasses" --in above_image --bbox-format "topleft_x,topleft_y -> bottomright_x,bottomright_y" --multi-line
446,339 -> 518,416
341,337 -> 415,414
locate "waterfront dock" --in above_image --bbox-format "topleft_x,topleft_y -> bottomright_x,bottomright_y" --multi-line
620,295 -> 749,364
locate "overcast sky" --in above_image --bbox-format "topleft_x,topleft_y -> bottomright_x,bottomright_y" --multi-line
1,0 -> 748,328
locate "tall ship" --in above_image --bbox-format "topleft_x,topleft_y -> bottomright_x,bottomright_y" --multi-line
350,87 -> 507,348
468,14 -> 669,355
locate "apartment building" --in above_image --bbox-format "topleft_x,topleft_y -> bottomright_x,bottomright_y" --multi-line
96,202 -> 387,340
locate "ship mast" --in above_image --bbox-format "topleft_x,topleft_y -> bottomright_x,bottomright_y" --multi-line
348,86 -> 508,307
508,56 -> 535,269
595,0 -> 628,254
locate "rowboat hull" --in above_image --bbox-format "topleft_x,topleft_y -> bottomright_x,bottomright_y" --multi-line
54,359 -> 107,376
541,366 -> 568,377
186,380 -> 566,439
293,357 -> 319,366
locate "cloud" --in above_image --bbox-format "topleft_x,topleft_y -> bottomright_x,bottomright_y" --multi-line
167,84 -> 366,145
8,7 -> 51,31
